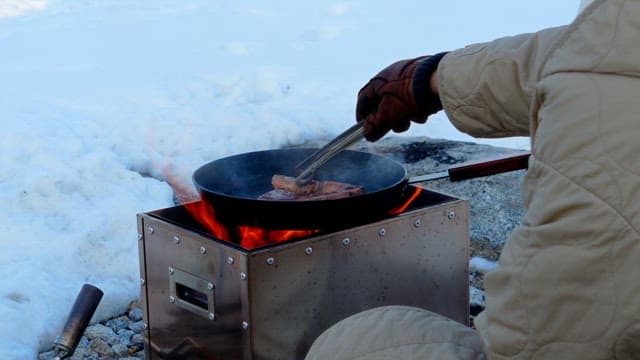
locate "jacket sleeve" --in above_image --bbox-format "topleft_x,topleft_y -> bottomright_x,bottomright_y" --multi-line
437,26 -> 566,138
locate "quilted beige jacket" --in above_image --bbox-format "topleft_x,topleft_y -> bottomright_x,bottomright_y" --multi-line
307,0 -> 640,358
444,0 -> 640,358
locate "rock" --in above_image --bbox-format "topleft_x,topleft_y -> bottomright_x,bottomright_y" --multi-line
128,341 -> 145,355
470,286 -> 486,308
85,323 -> 118,345
37,350 -> 56,360
128,320 -> 145,333
117,328 -> 135,343
89,338 -> 114,357
105,315 -> 130,332
128,307 -> 143,322
131,333 -> 144,344
77,336 -> 90,348
112,342 -> 130,357
69,346 -> 93,360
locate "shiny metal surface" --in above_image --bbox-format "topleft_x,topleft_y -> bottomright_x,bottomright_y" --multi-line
138,213 -> 247,359
136,222 -> 151,358
138,188 -> 469,359
247,198 -> 469,359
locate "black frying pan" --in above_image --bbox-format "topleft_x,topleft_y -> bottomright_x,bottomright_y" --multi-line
192,148 -> 411,229
192,148 -> 531,229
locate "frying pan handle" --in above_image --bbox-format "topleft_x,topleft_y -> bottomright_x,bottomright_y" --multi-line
409,152 -> 530,183
448,152 -> 530,181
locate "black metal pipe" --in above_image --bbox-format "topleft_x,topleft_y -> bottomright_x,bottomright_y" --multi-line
52,284 -> 104,359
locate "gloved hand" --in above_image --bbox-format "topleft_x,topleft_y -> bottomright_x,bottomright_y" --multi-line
356,52 -> 447,141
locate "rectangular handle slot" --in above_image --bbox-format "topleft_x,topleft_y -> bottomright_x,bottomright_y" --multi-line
176,283 -> 209,311
169,267 -> 215,320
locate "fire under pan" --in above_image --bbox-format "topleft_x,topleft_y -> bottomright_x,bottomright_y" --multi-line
137,187 -> 469,359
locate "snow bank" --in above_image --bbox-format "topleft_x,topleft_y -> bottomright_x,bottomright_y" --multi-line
470,257 -> 500,274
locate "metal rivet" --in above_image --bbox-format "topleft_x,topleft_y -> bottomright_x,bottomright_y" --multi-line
240,272 -> 247,280
448,211 -> 456,220
140,278 -> 145,286
227,257 -> 235,265
207,283 -> 214,290
305,247 -> 313,255
168,267 -> 174,275
137,233 -> 143,241
173,236 -> 180,244
379,228 -> 386,236
242,321 -> 249,330
414,219 -> 421,227
208,313 -> 216,320
200,246 -> 207,254
168,296 -> 175,303
147,227 -> 154,234
342,238 -> 350,246
143,323 -> 148,330
266,257 -> 275,265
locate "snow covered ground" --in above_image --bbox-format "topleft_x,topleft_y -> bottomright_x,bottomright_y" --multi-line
0,1 -> 578,358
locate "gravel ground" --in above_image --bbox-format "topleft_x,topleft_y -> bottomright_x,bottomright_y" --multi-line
38,301 -> 145,360
38,137 -> 526,359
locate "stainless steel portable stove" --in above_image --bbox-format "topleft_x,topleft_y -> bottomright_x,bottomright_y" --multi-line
137,187 -> 469,359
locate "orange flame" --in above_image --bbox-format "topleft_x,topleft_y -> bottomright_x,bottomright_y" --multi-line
388,187 -> 423,215
165,166 -> 420,250
184,200 -> 230,241
165,166 -> 319,249
182,200 -> 320,250
237,226 -> 320,249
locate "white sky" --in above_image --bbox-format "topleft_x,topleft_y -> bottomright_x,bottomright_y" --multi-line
0,1 -> 580,357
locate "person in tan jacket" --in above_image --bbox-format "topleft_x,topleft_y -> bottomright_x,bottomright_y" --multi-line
306,0 -> 640,358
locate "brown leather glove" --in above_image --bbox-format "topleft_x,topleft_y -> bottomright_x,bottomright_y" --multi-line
356,52 -> 447,141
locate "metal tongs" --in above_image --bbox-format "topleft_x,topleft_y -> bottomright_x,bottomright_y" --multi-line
295,122 -> 365,186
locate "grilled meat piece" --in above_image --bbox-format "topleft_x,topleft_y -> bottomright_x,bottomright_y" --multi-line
258,175 -> 365,201
271,174 -> 320,194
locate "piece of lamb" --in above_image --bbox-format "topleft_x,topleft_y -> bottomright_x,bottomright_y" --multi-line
258,187 -> 364,201
260,174 -> 365,201
271,174 -> 319,194
271,174 -> 363,195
